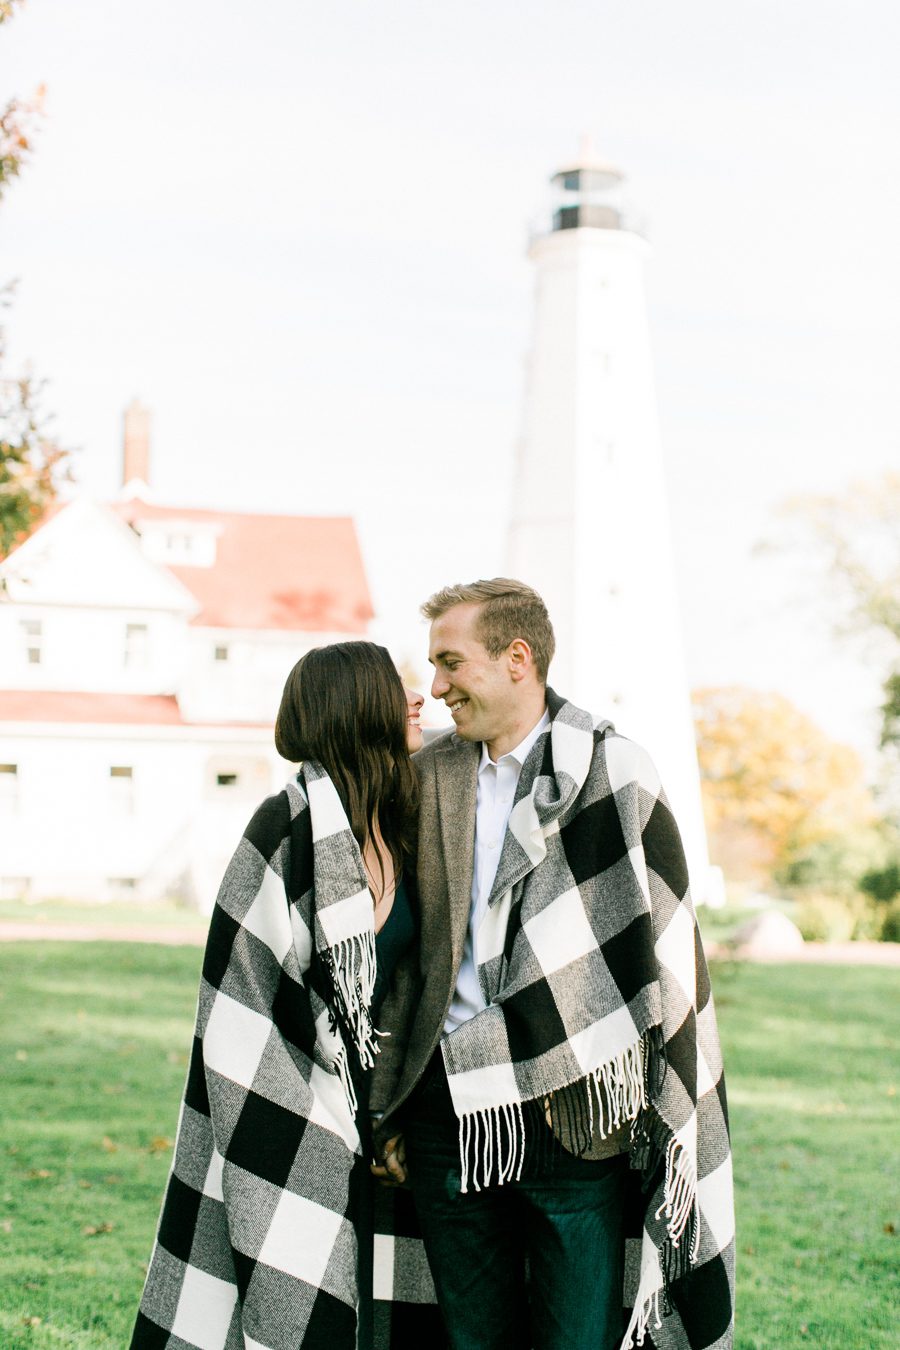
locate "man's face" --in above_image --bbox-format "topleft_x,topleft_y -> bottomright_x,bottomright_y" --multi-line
428,602 -> 517,744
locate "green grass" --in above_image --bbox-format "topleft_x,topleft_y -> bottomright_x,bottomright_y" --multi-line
0,946 -> 897,1348
713,960 -> 899,1348
1,942 -> 202,1348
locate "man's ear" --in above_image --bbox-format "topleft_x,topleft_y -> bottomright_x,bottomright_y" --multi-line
508,639 -> 534,682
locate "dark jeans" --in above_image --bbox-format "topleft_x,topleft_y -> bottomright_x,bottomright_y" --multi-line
404,1053 -> 627,1350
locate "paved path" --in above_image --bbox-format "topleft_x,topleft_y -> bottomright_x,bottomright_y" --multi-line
706,939 -> 900,967
0,921 -> 206,946
1,921 -> 899,964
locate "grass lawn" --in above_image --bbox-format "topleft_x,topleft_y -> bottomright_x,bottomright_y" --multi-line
1,945 -> 897,1348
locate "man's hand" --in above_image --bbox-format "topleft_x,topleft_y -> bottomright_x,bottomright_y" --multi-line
371,1133 -> 407,1186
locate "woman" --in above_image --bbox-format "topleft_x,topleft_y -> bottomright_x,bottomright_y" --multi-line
132,642 -> 438,1350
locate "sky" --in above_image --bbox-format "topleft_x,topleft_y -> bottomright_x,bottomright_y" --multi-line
3,0 -> 899,756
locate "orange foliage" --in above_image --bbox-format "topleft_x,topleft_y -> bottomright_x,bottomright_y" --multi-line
692,686 -> 874,882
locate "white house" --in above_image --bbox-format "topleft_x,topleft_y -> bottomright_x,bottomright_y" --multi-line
0,413 -> 373,908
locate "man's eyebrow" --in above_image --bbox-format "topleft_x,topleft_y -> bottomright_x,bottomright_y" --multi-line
430,649 -> 461,665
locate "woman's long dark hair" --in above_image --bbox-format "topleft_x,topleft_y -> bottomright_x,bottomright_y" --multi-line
274,642 -> 418,887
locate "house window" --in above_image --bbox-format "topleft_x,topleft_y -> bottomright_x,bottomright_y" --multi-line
213,645 -> 229,662
110,765 -> 134,814
206,756 -> 268,801
124,623 -> 149,669
0,764 -> 18,807
107,877 -> 138,900
0,876 -> 30,901
21,620 -> 42,665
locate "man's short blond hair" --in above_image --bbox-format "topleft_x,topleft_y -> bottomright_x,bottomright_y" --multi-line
421,578 -> 555,684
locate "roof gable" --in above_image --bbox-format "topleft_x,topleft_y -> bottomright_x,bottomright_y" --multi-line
0,499 -> 199,613
112,499 -> 373,632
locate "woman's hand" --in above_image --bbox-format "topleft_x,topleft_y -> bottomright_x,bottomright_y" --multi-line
371,1133 -> 407,1186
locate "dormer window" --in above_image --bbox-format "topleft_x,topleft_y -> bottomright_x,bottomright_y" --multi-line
136,521 -> 220,568
166,531 -> 194,554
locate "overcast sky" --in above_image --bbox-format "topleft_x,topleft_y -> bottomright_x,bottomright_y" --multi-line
3,1 -> 899,754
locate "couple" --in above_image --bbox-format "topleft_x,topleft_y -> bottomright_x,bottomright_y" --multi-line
133,579 -> 734,1350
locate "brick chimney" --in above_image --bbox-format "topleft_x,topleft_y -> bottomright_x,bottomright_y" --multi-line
122,399 -> 151,486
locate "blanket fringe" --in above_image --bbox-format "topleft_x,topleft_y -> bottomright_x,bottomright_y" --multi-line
333,1044 -> 358,1118
620,1276 -> 664,1350
457,1035 -> 647,1195
655,1134 -> 699,1258
459,1101 -> 526,1194
631,1107 -> 698,1264
321,930 -> 380,1070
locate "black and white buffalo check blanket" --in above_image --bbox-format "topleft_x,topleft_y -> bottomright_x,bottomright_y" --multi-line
439,695 -> 735,1349
132,762 -> 438,1350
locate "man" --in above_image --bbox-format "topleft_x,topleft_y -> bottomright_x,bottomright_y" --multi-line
372,579 -> 734,1350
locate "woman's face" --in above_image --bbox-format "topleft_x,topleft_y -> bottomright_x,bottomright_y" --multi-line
405,687 -> 425,752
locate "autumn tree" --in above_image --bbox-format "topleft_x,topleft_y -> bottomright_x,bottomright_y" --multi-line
692,685 -> 875,886
772,473 -> 900,753
0,0 -> 69,559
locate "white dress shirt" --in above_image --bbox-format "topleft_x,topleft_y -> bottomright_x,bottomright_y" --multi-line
444,708 -> 550,1034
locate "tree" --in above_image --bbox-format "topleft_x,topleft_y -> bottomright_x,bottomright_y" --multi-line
0,0 -> 69,560
1,2 -> 41,202
692,685 -> 876,885
772,473 -> 900,751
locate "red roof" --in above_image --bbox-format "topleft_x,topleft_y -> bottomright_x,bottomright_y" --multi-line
110,499 -> 373,633
0,691 -> 270,728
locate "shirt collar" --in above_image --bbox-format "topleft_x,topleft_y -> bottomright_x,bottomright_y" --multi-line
479,707 -> 550,774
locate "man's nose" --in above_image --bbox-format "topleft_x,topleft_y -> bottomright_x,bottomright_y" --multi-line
431,671 -> 450,700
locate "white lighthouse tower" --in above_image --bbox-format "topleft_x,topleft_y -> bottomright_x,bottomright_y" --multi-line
507,143 -> 714,902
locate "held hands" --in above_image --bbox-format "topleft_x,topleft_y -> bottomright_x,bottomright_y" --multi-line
370,1133 -> 407,1187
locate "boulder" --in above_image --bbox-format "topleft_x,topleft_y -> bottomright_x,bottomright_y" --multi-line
732,910 -> 805,958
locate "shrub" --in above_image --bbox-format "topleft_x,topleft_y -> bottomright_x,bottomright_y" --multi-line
859,861 -> 900,903
877,897 -> 900,942
792,893 -> 881,943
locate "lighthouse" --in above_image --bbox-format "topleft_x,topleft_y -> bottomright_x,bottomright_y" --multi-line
507,143 -> 714,902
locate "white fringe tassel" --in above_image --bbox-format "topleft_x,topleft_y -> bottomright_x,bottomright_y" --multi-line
620,1136 -> 700,1348
333,1045 -> 359,1118
328,930 -> 380,1069
457,1040 -> 645,1195
620,1281 -> 664,1350
587,1039 -> 647,1137
655,1135 -> 699,1258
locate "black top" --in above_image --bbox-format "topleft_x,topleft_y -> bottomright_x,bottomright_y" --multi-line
371,875 -> 415,1018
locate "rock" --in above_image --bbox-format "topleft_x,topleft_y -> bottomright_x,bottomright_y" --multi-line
732,910 -> 805,957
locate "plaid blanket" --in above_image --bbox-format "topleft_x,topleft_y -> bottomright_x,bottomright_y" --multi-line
439,697 -> 735,1349
132,762 -> 438,1350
